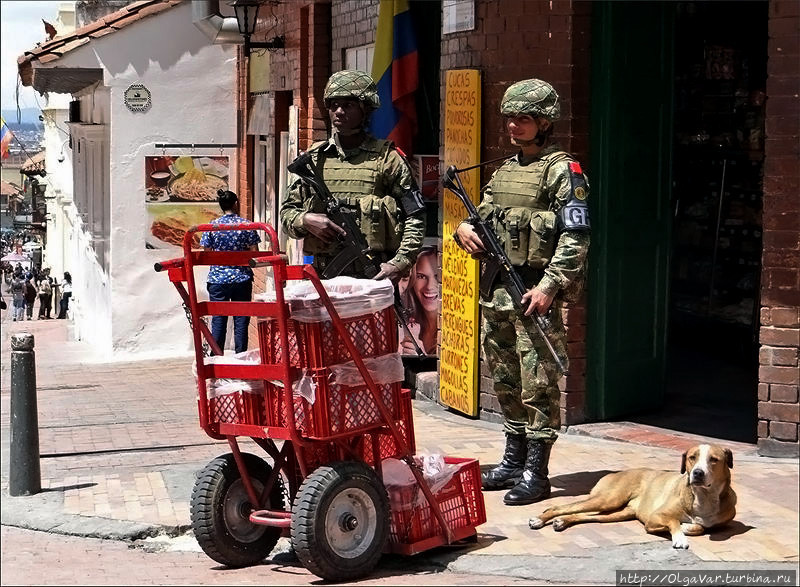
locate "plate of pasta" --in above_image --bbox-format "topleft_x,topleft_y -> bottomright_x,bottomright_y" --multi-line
167,168 -> 227,202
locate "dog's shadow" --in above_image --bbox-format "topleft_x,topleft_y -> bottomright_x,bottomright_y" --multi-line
550,470 -> 616,498
708,520 -> 754,541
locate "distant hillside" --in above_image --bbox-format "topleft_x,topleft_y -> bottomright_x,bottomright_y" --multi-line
2,108 -> 43,128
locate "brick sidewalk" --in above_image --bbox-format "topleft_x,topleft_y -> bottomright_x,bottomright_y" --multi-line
1,314 -> 797,569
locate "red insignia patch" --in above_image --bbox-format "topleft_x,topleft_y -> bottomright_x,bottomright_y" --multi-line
569,161 -> 582,174
396,146 -> 407,158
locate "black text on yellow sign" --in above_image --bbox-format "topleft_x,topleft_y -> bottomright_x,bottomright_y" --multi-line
441,69 -> 481,417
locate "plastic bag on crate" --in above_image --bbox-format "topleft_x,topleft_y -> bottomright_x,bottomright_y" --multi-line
265,368 -> 317,404
191,348 -> 264,398
255,276 -> 394,323
382,454 -> 462,510
328,352 -> 404,387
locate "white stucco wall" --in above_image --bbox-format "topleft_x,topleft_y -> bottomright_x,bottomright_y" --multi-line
42,92 -> 73,280
36,2 -> 237,359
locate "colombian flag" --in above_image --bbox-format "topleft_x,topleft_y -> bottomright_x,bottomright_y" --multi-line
0,117 -> 13,159
370,0 -> 418,156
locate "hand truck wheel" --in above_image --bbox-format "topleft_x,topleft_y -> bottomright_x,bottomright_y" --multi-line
291,461 -> 390,582
190,453 -> 285,567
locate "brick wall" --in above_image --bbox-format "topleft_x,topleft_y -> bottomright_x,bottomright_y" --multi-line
440,0 -> 592,425
758,1 -> 799,457
331,0 -> 379,71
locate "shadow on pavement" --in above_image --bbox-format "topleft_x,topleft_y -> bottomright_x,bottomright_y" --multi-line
550,469 -> 616,498
708,520 -> 754,541
42,482 -> 97,493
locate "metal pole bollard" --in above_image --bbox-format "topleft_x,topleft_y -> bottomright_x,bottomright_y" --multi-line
9,333 -> 41,496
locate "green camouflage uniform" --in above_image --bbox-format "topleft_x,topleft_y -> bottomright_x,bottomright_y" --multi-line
280,134 -> 426,275
479,145 -> 590,442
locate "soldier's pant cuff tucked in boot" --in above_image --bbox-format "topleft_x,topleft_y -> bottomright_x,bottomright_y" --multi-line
482,433 -> 527,490
503,440 -> 553,505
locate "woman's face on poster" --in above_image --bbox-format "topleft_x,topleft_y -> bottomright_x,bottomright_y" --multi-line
413,254 -> 439,313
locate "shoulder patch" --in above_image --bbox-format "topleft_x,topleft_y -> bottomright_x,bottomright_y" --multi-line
568,161 -> 582,174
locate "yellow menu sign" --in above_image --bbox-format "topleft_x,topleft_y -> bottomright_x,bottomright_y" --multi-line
441,69 -> 481,416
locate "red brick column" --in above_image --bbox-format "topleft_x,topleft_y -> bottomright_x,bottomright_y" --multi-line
758,0 -> 799,457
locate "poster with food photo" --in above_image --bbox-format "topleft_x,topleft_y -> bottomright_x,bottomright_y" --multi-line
145,156 -> 229,203
144,156 -> 229,250
145,203 -> 219,250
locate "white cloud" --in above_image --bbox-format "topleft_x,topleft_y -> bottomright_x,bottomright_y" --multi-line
1,1 -> 62,112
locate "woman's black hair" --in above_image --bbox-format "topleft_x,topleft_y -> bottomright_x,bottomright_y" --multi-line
217,189 -> 238,212
64,271 -> 72,283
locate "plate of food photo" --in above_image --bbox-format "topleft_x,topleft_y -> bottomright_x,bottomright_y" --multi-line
166,157 -> 227,202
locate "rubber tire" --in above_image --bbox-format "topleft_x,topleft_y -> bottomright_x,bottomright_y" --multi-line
291,461 -> 390,582
190,453 -> 284,567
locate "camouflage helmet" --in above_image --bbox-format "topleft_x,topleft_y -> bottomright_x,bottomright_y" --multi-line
323,70 -> 381,111
500,79 -> 560,121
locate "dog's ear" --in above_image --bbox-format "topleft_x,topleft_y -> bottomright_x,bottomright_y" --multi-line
680,450 -> 688,474
724,448 -> 733,469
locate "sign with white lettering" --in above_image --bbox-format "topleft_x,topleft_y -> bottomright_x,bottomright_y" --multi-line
441,69 -> 481,416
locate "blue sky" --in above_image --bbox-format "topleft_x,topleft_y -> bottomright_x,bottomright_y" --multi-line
1,1 -> 62,114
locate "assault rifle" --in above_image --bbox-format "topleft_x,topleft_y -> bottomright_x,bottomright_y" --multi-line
287,152 -> 425,357
442,164 -> 567,374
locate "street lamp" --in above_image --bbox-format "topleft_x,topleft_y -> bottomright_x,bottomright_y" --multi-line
231,0 -> 284,56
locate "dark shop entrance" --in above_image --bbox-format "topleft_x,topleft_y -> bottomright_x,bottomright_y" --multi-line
587,1 -> 766,443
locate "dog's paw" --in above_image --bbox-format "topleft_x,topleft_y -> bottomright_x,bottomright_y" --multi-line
671,534 -> 690,549
552,517 -> 568,532
529,517 -> 545,530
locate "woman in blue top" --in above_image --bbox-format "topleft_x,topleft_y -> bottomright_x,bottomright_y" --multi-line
200,189 -> 261,354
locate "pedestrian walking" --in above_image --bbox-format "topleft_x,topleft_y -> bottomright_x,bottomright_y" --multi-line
23,275 -> 37,320
57,272 -> 72,319
37,270 -> 53,319
453,78 -> 591,505
200,190 -> 260,354
279,70 -> 426,283
7,273 -> 25,321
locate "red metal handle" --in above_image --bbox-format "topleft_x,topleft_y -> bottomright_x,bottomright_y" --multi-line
183,222 -> 280,257
154,257 -> 184,272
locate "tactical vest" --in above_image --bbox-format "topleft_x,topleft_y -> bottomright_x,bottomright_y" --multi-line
489,150 -> 572,269
302,137 -> 403,254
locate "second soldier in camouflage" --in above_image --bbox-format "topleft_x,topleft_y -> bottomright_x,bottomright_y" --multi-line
454,78 -> 591,505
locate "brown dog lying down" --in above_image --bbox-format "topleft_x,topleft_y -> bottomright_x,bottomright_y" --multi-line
529,444 -> 737,549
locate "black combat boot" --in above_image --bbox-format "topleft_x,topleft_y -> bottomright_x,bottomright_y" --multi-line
503,440 -> 552,505
482,434 -> 527,490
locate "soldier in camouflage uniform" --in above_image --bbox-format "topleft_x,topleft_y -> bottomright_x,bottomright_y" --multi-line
454,79 -> 591,505
280,70 -> 426,281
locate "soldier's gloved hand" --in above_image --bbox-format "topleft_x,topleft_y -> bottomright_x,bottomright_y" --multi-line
374,262 -> 402,282
302,213 -> 346,243
520,286 -> 555,317
454,222 -> 485,256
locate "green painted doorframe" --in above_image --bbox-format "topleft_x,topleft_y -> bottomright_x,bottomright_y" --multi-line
586,2 -> 675,420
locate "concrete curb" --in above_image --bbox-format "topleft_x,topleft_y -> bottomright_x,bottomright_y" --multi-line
1,489 -> 188,541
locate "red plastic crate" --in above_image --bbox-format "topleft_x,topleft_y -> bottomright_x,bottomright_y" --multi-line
258,307 -> 398,369
295,389 -> 416,472
387,457 -> 486,553
263,376 -> 401,440
208,391 -> 266,426
359,388 -> 416,465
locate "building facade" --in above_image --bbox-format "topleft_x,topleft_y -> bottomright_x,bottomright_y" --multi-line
234,0 -> 797,457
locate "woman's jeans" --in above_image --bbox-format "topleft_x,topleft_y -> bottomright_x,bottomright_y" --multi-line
207,280 -> 253,354
58,292 -> 72,319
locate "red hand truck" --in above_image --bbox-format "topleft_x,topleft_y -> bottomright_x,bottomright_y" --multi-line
155,223 -> 485,582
